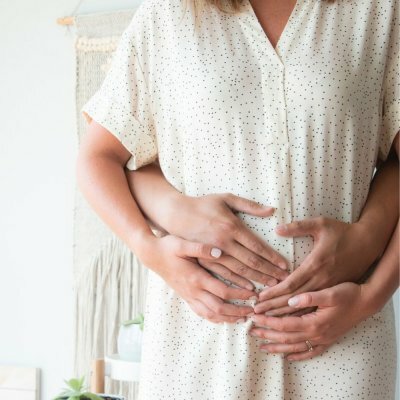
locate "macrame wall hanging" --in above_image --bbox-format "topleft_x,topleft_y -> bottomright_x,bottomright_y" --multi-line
73,9 -> 148,400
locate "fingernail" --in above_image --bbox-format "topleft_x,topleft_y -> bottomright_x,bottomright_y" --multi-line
249,330 -> 256,336
249,296 -> 258,301
245,284 -> 255,291
211,247 -> 222,258
236,318 -> 246,323
247,311 -> 255,317
279,262 -> 288,270
288,297 -> 299,307
260,348 -> 269,353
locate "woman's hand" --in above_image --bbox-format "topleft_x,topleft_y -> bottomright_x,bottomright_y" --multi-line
248,282 -> 372,360
137,233 -> 258,324
253,217 -> 380,315
165,192 -> 289,288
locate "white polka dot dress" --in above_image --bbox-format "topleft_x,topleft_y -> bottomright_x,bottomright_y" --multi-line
82,0 -> 400,398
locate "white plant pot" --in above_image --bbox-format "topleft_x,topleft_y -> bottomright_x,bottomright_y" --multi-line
117,323 -> 143,362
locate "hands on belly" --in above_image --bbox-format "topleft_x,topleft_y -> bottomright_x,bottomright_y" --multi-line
151,192 -> 385,361
142,192 -> 290,323
249,282 -> 371,361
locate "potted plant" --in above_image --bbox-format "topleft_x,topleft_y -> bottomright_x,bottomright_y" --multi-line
53,376 -> 124,400
117,313 -> 144,361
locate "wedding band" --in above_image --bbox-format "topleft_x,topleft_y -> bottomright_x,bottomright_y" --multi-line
305,340 -> 313,352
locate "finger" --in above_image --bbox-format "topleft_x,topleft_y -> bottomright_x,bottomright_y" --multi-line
190,299 -> 246,324
287,306 -> 318,317
285,344 -> 328,361
197,257 -> 255,291
275,218 -> 320,238
258,261 -> 313,301
249,328 -> 307,343
288,288 -> 334,309
254,296 -> 293,314
223,193 -> 277,218
176,239 -> 223,261
260,342 -> 310,354
223,240 -> 289,284
263,305 -> 299,316
249,314 -> 306,332
197,265 -> 257,300
216,253 -> 281,287
233,219 -> 289,270
200,290 -> 254,317
256,280 -> 316,312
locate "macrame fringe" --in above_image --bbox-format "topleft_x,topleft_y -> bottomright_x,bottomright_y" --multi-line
76,36 -> 121,52
73,234 -> 148,399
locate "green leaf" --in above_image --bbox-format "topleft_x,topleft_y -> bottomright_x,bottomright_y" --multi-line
122,313 -> 144,327
54,376 -> 89,400
78,376 -> 86,388
82,392 -> 103,400
67,378 -> 84,392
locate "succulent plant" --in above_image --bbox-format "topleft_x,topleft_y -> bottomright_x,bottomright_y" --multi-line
121,313 -> 144,331
53,376 -> 102,400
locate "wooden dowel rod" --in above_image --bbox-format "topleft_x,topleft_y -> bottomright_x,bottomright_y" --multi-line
90,358 -> 105,394
57,16 -> 75,26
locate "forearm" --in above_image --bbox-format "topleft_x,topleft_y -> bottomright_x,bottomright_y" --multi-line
362,219 -> 399,315
354,153 -> 399,262
125,160 -> 186,233
76,151 -> 156,268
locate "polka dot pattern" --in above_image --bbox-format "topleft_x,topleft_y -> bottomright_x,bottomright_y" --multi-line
82,0 -> 399,398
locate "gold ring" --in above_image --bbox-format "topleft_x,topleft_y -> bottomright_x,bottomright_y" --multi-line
305,340 -> 313,352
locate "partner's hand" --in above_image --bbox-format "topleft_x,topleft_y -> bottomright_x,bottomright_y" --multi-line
166,192 -> 289,288
254,217 -> 378,314
138,233 -> 257,324
249,282 -> 371,360
126,164 -> 289,288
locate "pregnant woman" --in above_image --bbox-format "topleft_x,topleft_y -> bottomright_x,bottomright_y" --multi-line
77,0 -> 399,398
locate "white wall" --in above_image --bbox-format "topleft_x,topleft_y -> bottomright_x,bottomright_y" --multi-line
0,0 -> 140,399
0,0 -> 398,399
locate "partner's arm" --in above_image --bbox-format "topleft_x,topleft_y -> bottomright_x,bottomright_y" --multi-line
254,135 -> 399,314
76,120 -> 257,323
248,134 -> 400,359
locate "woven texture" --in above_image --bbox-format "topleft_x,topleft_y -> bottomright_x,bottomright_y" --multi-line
74,10 -> 147,400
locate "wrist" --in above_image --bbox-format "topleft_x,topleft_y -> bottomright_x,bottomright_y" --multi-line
164,191 -> 195,235
359,282 -> 385,317
128,228 -> 159,269
351,220 -> 384,263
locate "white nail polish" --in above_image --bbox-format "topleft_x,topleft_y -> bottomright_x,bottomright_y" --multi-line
288,297 -> 299,307
211,247 -> 222,258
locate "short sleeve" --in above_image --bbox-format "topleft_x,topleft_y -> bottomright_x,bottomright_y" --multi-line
81,17 -> 158,171
378,5 -> 400,161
